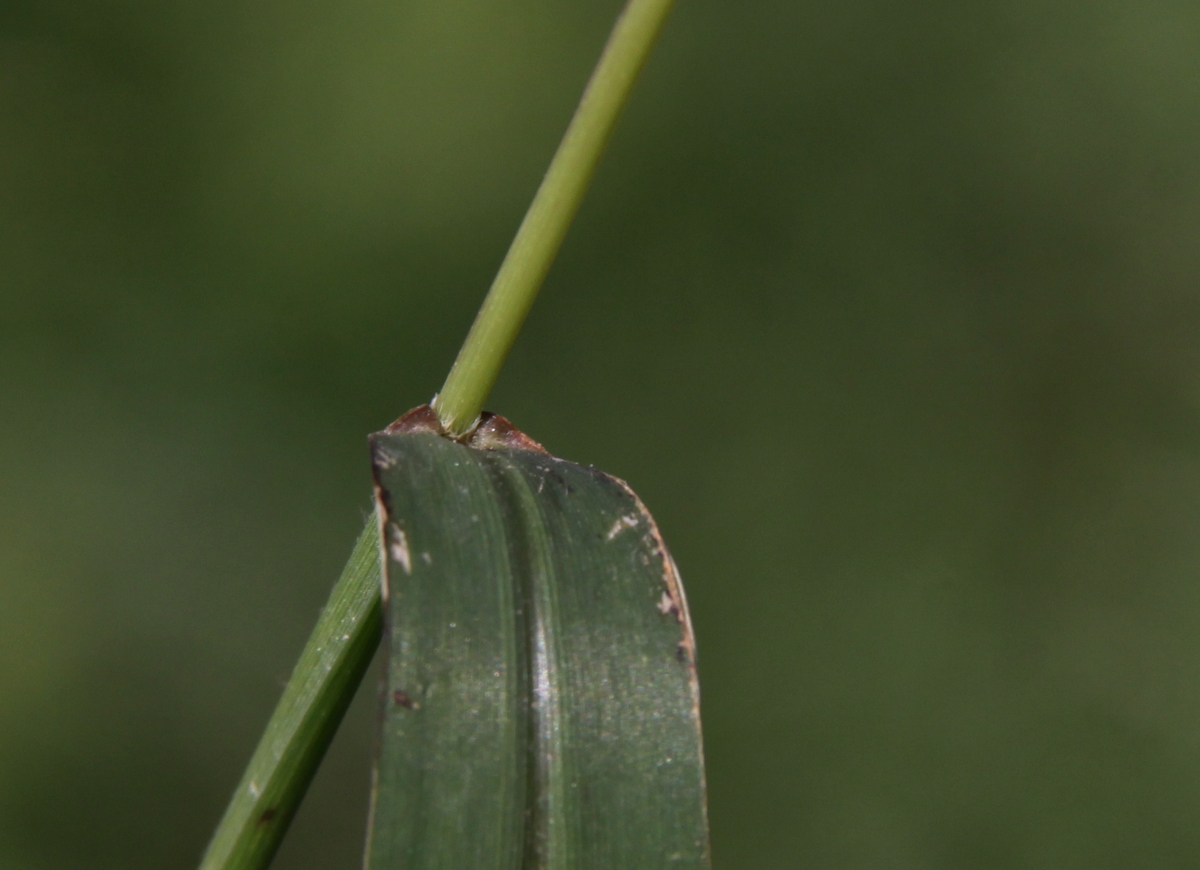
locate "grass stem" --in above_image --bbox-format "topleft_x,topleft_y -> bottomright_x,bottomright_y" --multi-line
432,0 -> 678,436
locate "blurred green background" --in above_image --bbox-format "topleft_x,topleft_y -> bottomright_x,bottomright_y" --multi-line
5,0 -> 1200,867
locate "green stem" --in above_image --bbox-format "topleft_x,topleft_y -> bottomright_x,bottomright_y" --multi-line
433,0 -> 678,437
197,518 -> 382,870
199,0 -> 676,866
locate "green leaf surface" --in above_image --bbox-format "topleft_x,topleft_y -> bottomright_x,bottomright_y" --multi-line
366,406 -> 709,870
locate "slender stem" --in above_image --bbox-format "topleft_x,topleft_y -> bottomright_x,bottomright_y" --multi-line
199,1 -> 677,866
433,0 -> 678,437
197,518 -> 382,870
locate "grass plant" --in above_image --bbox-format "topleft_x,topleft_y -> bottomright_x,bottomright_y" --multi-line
198,1 -> 680,867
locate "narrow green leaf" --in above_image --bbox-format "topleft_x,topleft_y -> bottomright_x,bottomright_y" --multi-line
365,406 -> 709,869
198,521 -> 382,870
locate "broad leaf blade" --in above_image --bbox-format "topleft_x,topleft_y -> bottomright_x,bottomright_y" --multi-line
366,407 -> 709,869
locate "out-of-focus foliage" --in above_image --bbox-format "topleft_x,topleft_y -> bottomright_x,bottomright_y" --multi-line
4,0 -> 1200,868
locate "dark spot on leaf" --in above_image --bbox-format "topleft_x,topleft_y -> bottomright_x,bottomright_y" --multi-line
258,808 -> 277,826
392,689 -> 415,709
676,645 -> 689,664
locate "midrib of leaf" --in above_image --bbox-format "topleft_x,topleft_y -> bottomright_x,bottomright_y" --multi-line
498,460 -> 571,867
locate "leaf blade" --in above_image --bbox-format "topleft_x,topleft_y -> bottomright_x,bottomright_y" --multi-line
199,519 -> 382,870
367,411 -> 709,869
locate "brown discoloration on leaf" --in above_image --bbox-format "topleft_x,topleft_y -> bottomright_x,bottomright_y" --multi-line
382,404 -> 548,454
392,689 -> 416,710
662,553 -> 698,668
469,411 -> 548,453
383,404 -> 444,436
370,479 -> 392,606
602,473 -> 697,669
257,808 -> 277,827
